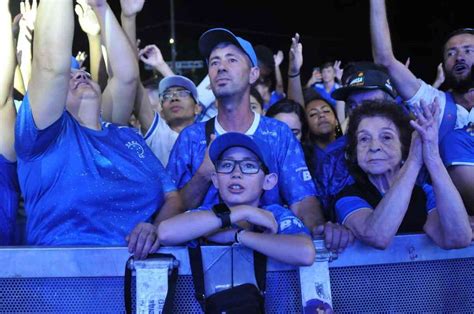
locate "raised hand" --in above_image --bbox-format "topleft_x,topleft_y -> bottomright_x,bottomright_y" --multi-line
273,50 -> 284,67
120,0 -> 145,17
288,33 -> 303,75
19,0 -> 37,35
75,0 -> 100,36
139,44 -> 166,69
432,62 -> 445,88
409,98 -> 441,167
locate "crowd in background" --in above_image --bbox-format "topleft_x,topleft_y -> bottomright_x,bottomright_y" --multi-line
1,0 -> 473,263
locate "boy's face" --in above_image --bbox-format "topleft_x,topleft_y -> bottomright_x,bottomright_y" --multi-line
211,146 -> 277,207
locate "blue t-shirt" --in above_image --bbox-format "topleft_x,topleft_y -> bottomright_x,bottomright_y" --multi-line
167,115 -> 316,207
335,182 -> 436,232
440,123 -> 474,167
0,155 -> 20,245
263,91 -> 285,112
305,136 -> 354,220
312,83 -> 341,107
15,96 -> 176,245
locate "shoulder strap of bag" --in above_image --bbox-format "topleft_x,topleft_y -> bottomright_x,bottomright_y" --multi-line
189,244 -> 207,311
253,250 -> 267,294
124,253 -> 178,314
205,117 -> 216,146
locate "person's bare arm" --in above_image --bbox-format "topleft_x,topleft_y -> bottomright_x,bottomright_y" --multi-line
432,63 -> 445,89
238,231 -> 315,266
411,100 -> 472,248
287,33 -> 304,106
119,0 -> 144,50
273,50 -> 285,95
158,204 -> 277,245
0,0 -> 16,161
75,0 -> 102,82
28,0 -> 73,130
126,191 -> 183,259
335,100 -> 345,124
370,0 -> 420,99
179,159 -> 214,210
89,0 -> 138,125
16,0 -> 37,90
344,161 -> 421,249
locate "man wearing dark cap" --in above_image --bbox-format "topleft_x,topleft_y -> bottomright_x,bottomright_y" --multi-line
370,0 -> 474,216
332,61 -> 397,122
167,28 -> 353,251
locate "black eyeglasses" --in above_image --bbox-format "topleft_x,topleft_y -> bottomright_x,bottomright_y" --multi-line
161,90 -> 192,101
216,159 -> 264,174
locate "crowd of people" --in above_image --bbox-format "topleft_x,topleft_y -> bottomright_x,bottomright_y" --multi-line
1,0 -> 473,265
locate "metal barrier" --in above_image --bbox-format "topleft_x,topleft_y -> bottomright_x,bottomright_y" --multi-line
0,234 -> 473,313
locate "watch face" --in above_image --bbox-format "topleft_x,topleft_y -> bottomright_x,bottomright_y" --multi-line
213,203 -> 231,214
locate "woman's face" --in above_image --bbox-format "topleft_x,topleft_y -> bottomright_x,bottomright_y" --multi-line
274,112 -> 302,141
355,116 -> 403,176
305,99 -> 337,137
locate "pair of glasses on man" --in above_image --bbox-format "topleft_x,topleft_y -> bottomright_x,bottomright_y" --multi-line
216,159 -> 266,174
161,90 -> 192,101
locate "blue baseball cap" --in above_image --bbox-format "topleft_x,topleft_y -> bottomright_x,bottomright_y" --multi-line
199,28 -> 258,67
209,132 -> 270,172
158,75 -> 199,102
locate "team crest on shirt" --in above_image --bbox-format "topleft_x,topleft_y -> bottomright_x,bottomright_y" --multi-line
125,141 -> 145,159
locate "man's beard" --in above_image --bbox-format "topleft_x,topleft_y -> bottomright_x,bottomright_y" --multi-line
445,65 -> 474,94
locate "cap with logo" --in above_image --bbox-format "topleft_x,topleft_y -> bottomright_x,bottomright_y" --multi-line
331,62 -> 396,101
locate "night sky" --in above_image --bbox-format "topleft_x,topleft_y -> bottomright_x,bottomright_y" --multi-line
11,0 -> 473,86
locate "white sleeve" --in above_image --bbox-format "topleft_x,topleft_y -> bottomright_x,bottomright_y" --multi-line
404,79 -> 446,126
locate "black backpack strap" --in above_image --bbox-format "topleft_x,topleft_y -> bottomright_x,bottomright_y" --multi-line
253,251 -> 267,294
205,117 -> 215,145
124,255 -> 134,314
124,253 -> 179,314
188,244 -> 207,311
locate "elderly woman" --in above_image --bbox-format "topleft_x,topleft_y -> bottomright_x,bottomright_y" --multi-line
335,100 -> 472,249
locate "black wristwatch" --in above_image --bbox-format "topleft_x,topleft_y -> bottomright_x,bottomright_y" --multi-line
212,203 -> 232,228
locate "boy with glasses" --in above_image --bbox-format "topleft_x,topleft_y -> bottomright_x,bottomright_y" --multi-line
158,132 -> 315,266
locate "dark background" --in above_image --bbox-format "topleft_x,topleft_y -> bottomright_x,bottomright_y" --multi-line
12,0 -> 473,87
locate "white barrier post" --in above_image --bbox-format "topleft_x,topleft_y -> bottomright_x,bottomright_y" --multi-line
132,256 -> 178,313
299,240 -> 336,313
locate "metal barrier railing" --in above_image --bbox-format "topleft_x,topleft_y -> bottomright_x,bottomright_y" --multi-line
0,234 -> 472,313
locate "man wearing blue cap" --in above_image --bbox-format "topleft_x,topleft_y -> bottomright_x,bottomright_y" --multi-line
139,74 -> 200,166
167,28 -> 353,251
